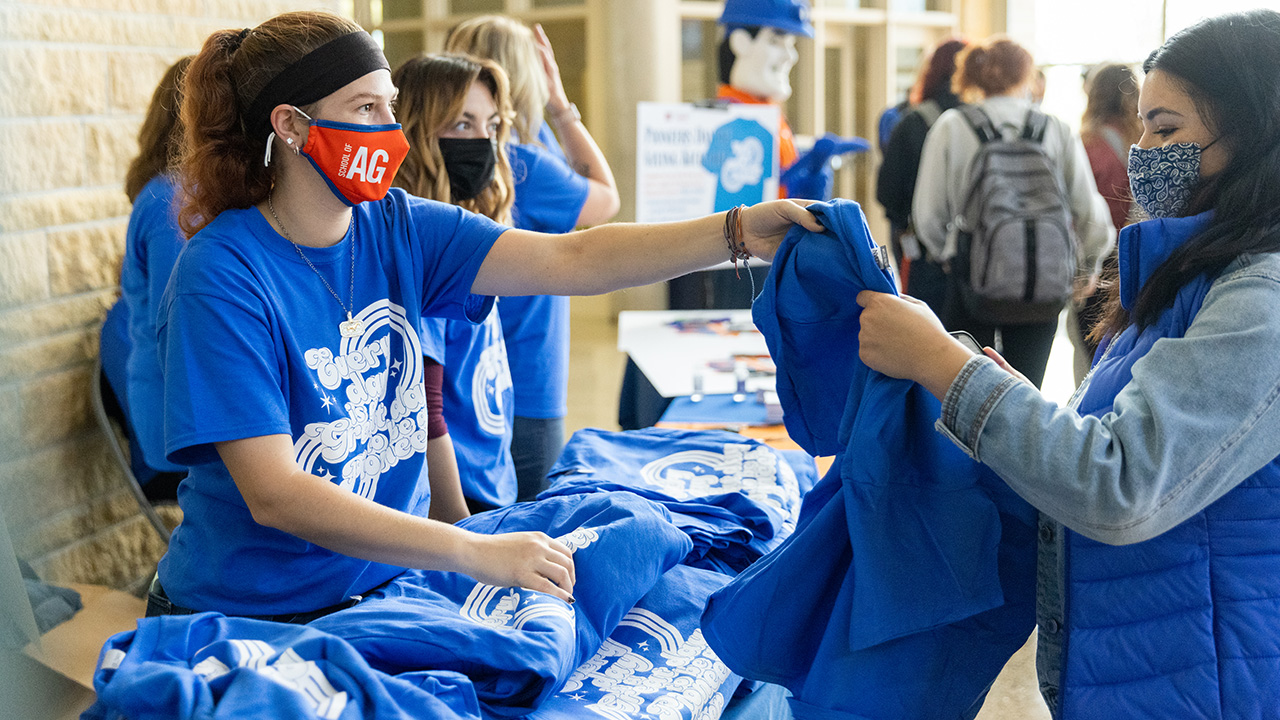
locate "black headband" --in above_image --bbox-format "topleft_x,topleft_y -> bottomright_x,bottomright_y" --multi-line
244,30 -> 389,139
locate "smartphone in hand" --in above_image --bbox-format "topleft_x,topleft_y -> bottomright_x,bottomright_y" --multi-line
949,330 -> 983,355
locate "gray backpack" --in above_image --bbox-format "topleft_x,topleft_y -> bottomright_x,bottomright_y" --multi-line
952,105 -> 1076,324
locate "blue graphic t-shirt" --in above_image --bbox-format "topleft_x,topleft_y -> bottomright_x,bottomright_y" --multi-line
121,173 -> 186,473
540,427 -> 815,574
702,118 -> 775,211
157,189 -> 505,615
83,612 -> 482,720
420,303 -> 517,507
504,130 -> 588,418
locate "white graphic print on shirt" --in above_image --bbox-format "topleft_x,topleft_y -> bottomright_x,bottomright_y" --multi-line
473,309 -> 512,436
294,299 -> 427,500
558,608 -> 732,720
192,640 -> 349,720
720,137 -> 766,193
457,525 -> 598,629
640,443 -> 801,531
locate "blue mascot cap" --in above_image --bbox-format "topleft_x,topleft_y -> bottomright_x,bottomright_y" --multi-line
719,0 -> 814,38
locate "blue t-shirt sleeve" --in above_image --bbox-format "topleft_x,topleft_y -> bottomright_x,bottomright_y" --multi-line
400,192 -> 506,323
508,144 -> 590,234
418,315 -> 447,364
159,285 -> 291,466
534,121 -> 568,163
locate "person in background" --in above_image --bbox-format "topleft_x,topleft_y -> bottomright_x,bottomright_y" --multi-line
444,16 -> 619,503
148,10 -> 818,620
875,37 -> 967,316
911,36 -> 1112,387
114,56 -> 194,501
857,11 -> 1280,717
1030,66 -> 1047,106
392,53 -> 518,516
1069,62 -> 1142,381
1080,64 -> 1142,231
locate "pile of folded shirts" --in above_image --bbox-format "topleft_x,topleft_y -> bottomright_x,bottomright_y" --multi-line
539,428 -> 817,574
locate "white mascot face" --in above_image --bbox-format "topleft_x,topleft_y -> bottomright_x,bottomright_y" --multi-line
728,27 -> 799,102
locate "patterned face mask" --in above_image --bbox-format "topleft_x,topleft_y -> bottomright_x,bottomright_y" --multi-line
1127,140 -> 1216,219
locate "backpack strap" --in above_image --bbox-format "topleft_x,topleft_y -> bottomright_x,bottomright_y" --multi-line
915,99 -> 943,129
957,104 -> 1001,144
1021,109 -> 1050,143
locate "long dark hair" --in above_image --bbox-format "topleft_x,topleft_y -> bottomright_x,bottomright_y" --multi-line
915,39 -> 967,105
1091,10 -> 1280,341
125,56 -> 192,203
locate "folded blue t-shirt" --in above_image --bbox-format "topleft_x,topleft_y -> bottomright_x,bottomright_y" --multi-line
83,612 -> 481,720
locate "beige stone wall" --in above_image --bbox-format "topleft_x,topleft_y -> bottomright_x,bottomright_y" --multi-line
0,0 -> 343,594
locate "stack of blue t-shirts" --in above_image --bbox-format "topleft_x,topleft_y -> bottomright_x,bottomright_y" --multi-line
528,564 -> 743,720
310,491 -> 692,717
82,612 -> 482,720
701,200 -> 1038,719
538,427 -> 817,574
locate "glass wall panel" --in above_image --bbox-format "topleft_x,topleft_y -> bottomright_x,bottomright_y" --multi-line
449,0 -> 505,14
383,0 -> 421,20
382,30 -> 425,70
680,19 -> 720,103
539,19 -> 587,105
893,44 -> 923,106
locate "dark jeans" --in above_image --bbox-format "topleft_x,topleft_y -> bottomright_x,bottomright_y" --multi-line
947,304 -> 1060,389
145,576 -> 362,625
511,415 -> 564,502
906,258 -> 949,319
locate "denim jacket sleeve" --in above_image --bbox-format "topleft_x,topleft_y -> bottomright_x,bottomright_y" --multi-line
936,253 -> 1280,545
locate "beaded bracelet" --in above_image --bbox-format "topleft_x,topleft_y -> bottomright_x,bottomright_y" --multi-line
723,205 -> 752,277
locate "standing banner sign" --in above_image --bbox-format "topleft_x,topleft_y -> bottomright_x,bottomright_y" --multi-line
635,102 -> 781,223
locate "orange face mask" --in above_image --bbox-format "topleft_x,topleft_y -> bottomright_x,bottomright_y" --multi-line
296,108 -> 410,206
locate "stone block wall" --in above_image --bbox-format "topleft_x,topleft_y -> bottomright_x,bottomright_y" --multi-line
0,0 -> 344,594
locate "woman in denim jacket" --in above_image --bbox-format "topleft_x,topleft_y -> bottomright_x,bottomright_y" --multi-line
857,10 -> 1280,719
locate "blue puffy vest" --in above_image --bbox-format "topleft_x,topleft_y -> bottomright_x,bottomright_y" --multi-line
1059,213 -> 1280,718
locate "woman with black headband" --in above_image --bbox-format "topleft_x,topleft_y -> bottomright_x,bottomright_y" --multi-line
147,11 -> 820,622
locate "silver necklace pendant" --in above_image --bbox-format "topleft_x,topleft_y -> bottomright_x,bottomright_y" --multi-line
268,193 -> 362,342
339,313 -> 363,338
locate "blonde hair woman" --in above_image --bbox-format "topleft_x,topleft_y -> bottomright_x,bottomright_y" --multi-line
446,16 -> 620,503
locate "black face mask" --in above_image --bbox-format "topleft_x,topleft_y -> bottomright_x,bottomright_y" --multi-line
438,137 -> 497,202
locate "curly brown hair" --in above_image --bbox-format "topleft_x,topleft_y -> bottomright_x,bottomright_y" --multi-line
177,11 -> 363,237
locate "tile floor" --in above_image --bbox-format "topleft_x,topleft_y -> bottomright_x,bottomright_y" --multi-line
562,293 -> 1074,720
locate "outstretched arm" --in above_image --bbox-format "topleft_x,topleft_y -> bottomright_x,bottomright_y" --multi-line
472,199 -> 823,297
